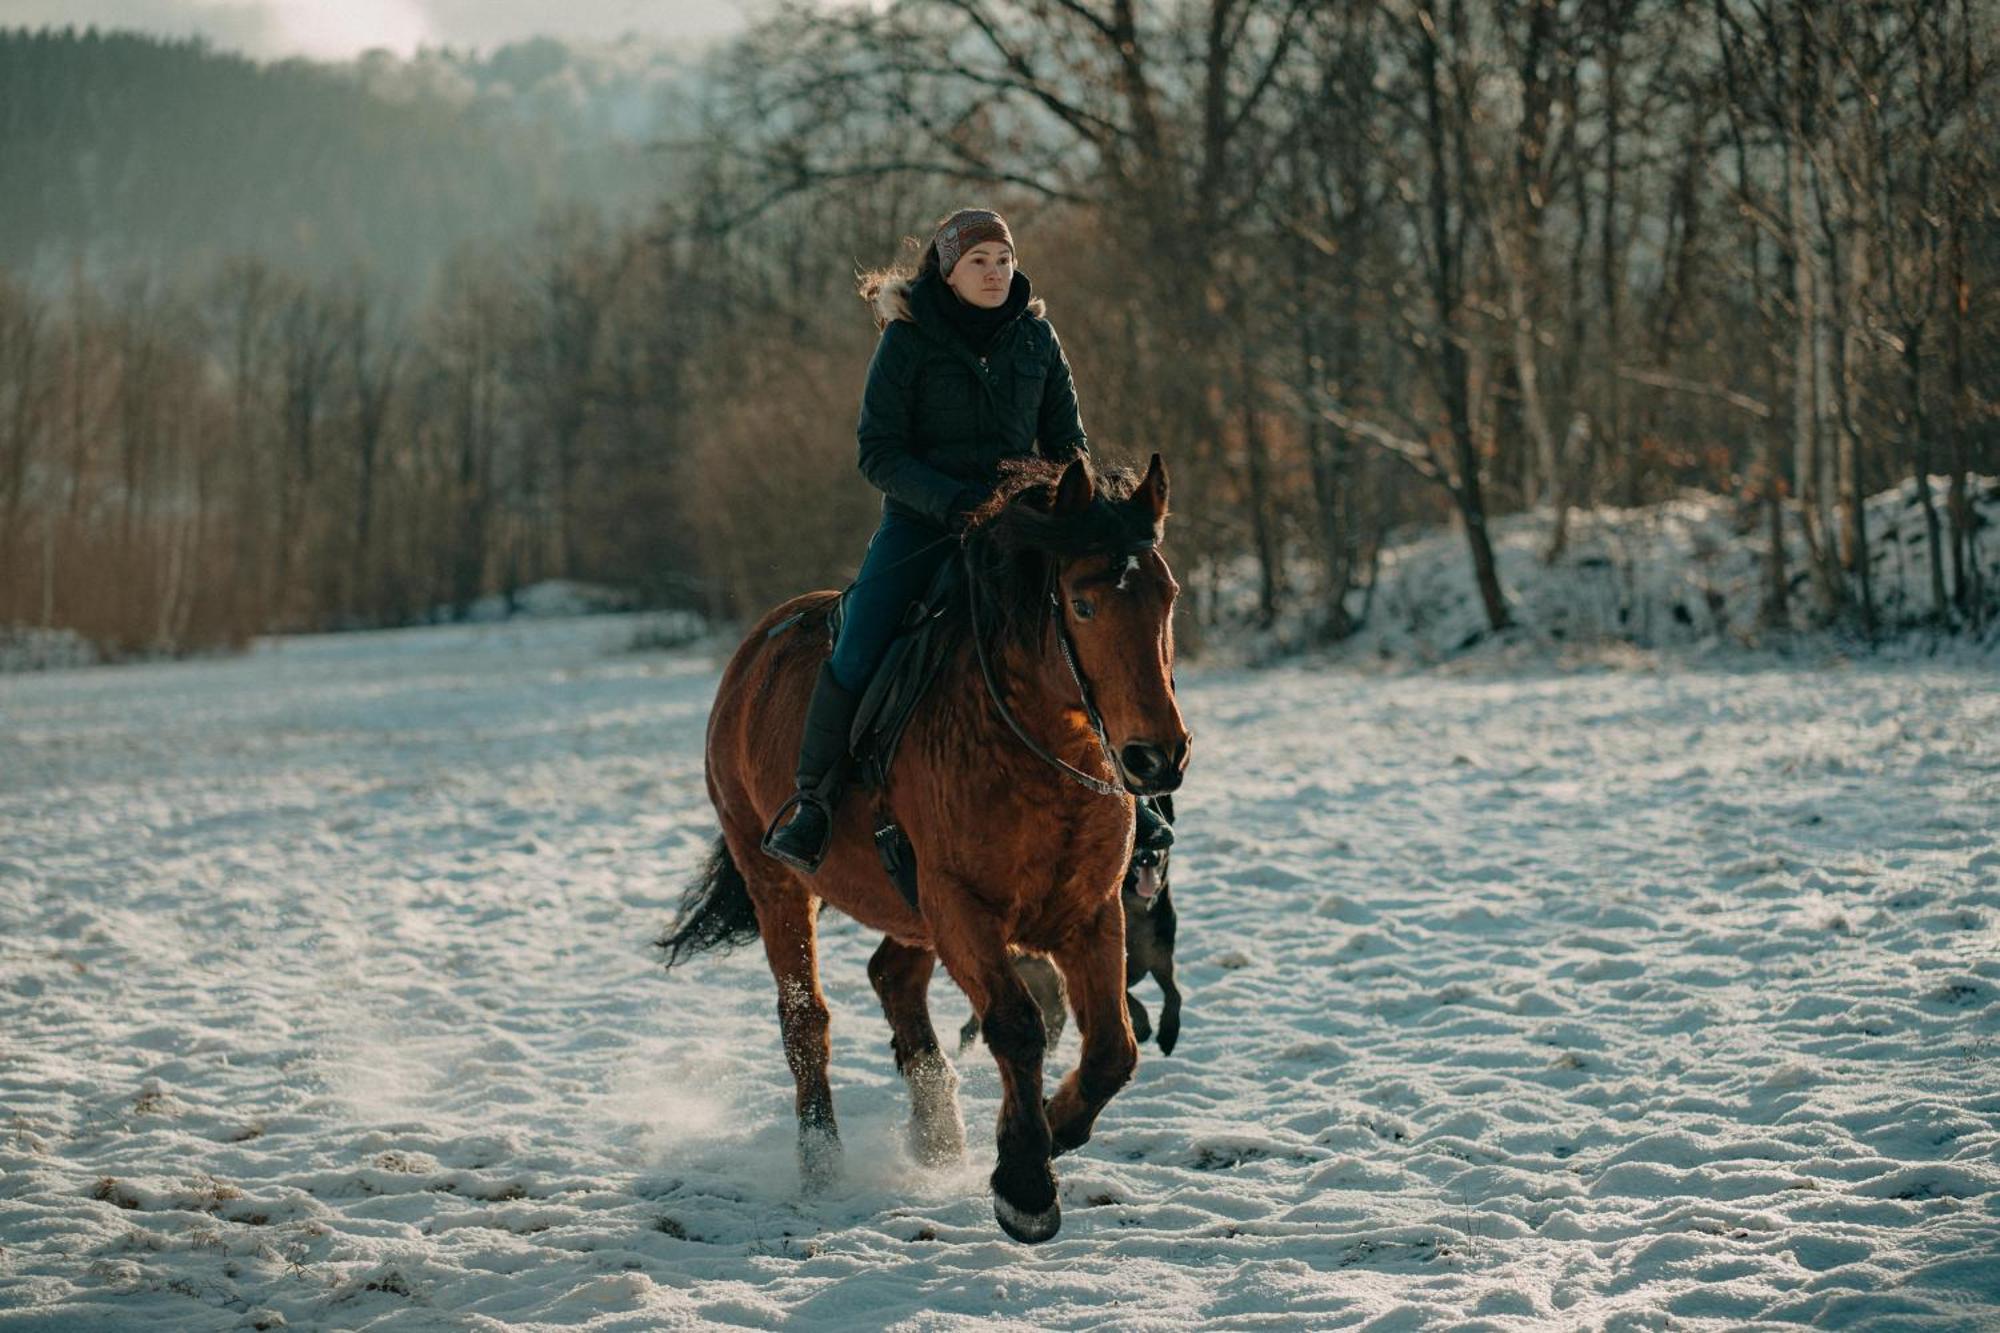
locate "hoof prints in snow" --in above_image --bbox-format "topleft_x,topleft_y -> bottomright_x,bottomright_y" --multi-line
2,620 -> 1998,1327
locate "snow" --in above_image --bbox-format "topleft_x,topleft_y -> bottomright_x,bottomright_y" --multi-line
3,614 -> 1998,1330
450,581 -> 644,625
0,627 -> 99,675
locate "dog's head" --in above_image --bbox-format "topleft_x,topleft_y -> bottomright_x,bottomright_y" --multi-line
1122,794 -> 1173,910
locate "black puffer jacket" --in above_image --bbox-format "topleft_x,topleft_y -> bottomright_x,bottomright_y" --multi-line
856,270 -> 1090,527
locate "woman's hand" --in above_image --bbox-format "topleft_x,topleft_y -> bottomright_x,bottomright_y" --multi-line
946,486 -> 990,535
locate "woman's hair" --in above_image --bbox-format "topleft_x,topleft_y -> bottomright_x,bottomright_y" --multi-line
855,229 -> 944,311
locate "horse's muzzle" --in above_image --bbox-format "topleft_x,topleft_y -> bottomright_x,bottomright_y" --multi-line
1118,738 -> 1189,795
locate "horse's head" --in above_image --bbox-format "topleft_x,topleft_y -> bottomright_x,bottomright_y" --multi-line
967,453 -> 1192,797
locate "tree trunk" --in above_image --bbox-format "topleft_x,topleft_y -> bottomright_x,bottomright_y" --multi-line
1297,252 -> 1358,641
1441,336 -> 1511,632
1945,217 -> 1976,621
1307,423 -> 1358,641
1905,331 -> 1949,625
1599,0 -> 1630,508
1237,344 -> 1283,630
2,296 -> 45,533
1419,1 -> 1510,633
1545,412 -> 1590,563
1824,203 -> 1875,636
1784,131 -> 1837,617
1761,475 -> 1789,630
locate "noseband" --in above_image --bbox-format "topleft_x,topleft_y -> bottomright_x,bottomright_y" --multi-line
964,543 -> 1155,799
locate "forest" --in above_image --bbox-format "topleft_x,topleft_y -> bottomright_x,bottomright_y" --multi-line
0,1 -> 1994,662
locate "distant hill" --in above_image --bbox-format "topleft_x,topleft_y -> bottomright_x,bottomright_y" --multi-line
0,27 -> 706,293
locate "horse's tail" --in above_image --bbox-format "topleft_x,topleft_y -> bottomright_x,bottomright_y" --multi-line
657,836 -> 761,970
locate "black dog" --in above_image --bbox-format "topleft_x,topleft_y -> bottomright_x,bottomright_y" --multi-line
1120,792 -> 1181,1053
959,795 -> 1181,1055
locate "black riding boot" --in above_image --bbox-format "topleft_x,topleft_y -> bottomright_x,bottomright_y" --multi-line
761,661 -> 862,873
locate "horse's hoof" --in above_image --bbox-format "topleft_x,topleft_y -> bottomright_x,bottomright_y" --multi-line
798,1127 -> 841,1194
994,1193 -> 1061,1244
1046,1108 -> 1090,1159
908,1115 -> 966,1168
904,1052 -> 965,1166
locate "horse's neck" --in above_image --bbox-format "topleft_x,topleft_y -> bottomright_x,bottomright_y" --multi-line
952,622 -> 1112,783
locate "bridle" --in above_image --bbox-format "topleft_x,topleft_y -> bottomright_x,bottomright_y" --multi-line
965,542 -> 1158,799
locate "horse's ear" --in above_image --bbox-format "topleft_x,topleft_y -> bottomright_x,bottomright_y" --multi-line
1054,456 -> 1094,515
1137,452 -> 1169,521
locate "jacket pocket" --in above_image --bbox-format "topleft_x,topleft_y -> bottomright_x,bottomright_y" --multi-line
1013,354 -> 1048,414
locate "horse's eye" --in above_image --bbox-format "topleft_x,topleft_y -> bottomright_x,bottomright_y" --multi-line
1070,598 -> 1095,620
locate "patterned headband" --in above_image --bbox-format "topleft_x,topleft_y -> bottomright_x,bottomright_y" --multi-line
935,209 -> 1014,277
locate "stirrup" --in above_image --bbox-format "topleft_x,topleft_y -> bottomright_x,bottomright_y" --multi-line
761,790 -> 833,872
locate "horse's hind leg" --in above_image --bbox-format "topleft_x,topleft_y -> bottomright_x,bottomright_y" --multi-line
1015,954 -> 1069,1051
867,938 -> 964,1167
745,869 -> 841,1190
953,955 -> 1066,1055
1046,897 -> 1140,1157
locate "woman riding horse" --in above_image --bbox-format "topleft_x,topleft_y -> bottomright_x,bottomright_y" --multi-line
667,209 -> 1192,1244
760,208 -> 1172,871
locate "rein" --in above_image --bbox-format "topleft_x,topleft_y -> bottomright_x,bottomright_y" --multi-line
763,532 -> 959,642
964,544 -> 1128,798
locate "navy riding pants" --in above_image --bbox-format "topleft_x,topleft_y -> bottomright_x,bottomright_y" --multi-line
827,509 -> 958,694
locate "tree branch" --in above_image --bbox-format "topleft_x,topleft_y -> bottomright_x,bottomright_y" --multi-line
1321,404 -> 1453,492
1615,365 -> 1774,418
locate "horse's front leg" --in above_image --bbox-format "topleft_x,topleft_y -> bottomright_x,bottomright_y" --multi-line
927,887 -> 1060,1244
1046,897 -> 1140,1156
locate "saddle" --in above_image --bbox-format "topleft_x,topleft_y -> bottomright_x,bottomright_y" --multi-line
825,552 -> 968,794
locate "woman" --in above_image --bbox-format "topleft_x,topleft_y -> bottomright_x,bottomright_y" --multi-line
761,207 -> 1095,872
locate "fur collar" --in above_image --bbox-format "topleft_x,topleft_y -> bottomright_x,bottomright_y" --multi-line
870,274 -> 1046,329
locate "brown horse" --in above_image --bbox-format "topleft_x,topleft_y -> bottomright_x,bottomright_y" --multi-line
660,453 -> 1189,1243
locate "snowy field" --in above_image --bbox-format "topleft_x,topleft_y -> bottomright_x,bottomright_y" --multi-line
3,616 -> 1998,1331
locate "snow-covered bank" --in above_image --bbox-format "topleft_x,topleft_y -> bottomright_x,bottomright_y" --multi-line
1,580 -> 699,676
2,618 -> 1997,1329
1218,476 -> 2000,668
0,627 -> 101,675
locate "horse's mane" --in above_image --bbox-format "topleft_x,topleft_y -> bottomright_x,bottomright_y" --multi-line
955,455 -> 1164,654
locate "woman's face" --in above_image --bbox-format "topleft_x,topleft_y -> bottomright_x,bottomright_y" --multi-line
944,241 -> 1015,308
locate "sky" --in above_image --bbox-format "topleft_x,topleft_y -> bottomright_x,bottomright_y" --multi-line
0,0 -> 754,60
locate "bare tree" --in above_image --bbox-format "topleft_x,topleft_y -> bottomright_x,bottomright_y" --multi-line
1273,4 -> 1390,639
271,283 -> 341,626
1841,0 -> 1992,625
1390,0 -> 1511,631
426,248 -> 517,621
0,274 -> 50,536
511,207 -> 629,579
338,278 -> 406,620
